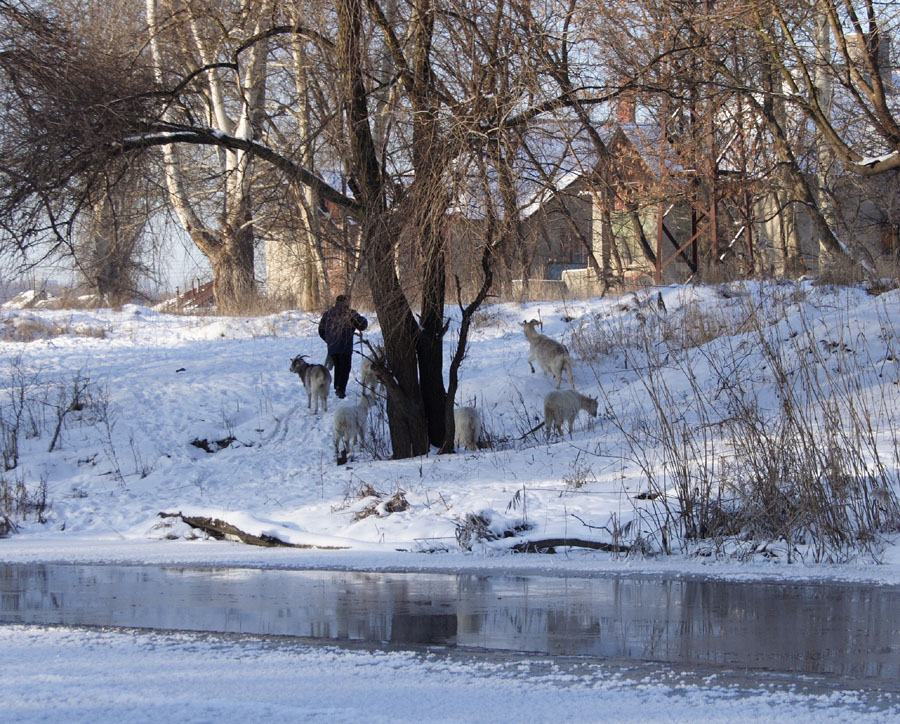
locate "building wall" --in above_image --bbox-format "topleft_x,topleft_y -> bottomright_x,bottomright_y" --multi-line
520,186 -> 594,279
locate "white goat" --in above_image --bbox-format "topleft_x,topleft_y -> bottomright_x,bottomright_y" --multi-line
453,406 -> 482,451
543,389 -> 598,438
333,392 -> 375,459
521,319 -> 575,389
290,355 -> 332,414
360,345 -> 385,398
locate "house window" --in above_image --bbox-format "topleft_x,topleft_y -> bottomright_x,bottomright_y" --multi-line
557,232 -> 586,265
546,233 -> 587,280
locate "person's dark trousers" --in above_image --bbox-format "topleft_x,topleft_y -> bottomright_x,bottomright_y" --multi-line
331,352 -> 352,397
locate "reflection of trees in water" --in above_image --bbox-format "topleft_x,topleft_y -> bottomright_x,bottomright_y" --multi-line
673,580 -> 900,678
450,574 -> 900,676
456,575 -> 600,655
455,574 -> 545,650
2,565 -> 900,678
325,572 -> 459,645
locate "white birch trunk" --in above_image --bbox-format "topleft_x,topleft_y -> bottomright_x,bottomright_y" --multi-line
146,0 -> 270,311
146,0 -> 209,245
814,10 -> 837,274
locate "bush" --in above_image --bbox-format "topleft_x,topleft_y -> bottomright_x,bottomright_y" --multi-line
0,474 -> 48,536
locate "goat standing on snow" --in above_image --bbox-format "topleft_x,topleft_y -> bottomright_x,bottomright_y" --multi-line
333,392 -> 374,462
290,355 -> 332,414
453,406 -> 482,451
360,344 -> 385,398
521,319 -> 575,389
543,389 -> 598,438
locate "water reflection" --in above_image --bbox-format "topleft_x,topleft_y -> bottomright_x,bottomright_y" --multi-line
1,564 -> 898,681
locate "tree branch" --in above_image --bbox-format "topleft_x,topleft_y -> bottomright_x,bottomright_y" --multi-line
112,126 -> 362,215
158,512 -> 349,549
511,537 -> 629,553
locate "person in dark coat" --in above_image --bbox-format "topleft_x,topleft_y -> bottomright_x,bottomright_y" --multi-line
318,294 -> 368,398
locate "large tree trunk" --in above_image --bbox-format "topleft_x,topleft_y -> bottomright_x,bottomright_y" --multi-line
367,216 -> 430,458
416,213 -> 448,449
410,111 -> 448,447
209,224 -> 256,315
339,0 -> 430,458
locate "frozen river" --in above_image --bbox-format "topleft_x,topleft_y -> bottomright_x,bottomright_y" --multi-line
2,563 -> 899,690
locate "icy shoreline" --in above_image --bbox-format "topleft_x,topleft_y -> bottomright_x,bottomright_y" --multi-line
5,537 -> 900,587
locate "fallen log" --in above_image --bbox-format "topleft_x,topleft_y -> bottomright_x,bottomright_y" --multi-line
510,537 -> 630,554
158,512 -> 348,549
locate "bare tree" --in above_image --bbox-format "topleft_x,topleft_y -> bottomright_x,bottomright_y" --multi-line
0,0 -> 613,456
0,0 -> 161,271
738,0 -> 900,272
753,0 -> 900,176
16,0 -> 896,459
75,163 -> 159,305
144,0 -> 276,313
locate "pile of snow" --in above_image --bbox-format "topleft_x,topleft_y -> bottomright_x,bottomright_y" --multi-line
1,288 -> 105,311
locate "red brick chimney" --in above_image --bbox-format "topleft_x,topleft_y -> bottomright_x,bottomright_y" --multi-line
617,91 -> 636,124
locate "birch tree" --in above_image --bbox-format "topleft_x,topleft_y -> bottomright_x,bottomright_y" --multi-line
263,2 -> 334,310
146,0 -> 271,313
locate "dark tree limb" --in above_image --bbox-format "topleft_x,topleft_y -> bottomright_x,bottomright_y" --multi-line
159,512 -> 348,549
517,421 -> 545,440
511,537 -> 629,553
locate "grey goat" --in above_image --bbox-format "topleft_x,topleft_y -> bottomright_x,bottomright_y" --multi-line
290,354 -> 332,414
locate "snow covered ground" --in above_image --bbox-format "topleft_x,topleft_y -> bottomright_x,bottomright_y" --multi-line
3,279 -> 900,721
5,624 -> 897,723
5,623 -> 899,723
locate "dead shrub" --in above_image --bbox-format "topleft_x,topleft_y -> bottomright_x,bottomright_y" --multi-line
469,306 -> 503,331
592,284 -> 900,561
0,474 -> 48,536
454,509 -> 532,551
351,488 -> 409,522
1,314 -> 107,342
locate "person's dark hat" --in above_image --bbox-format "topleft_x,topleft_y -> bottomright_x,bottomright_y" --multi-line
335,294 -> 348,305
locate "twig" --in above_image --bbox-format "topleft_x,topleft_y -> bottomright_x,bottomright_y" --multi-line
517,421 -> 545,440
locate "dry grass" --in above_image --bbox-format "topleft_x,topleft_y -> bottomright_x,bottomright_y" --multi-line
569,288 -> 758,364
1,315 -> 107,342
579,284 -> 900,562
